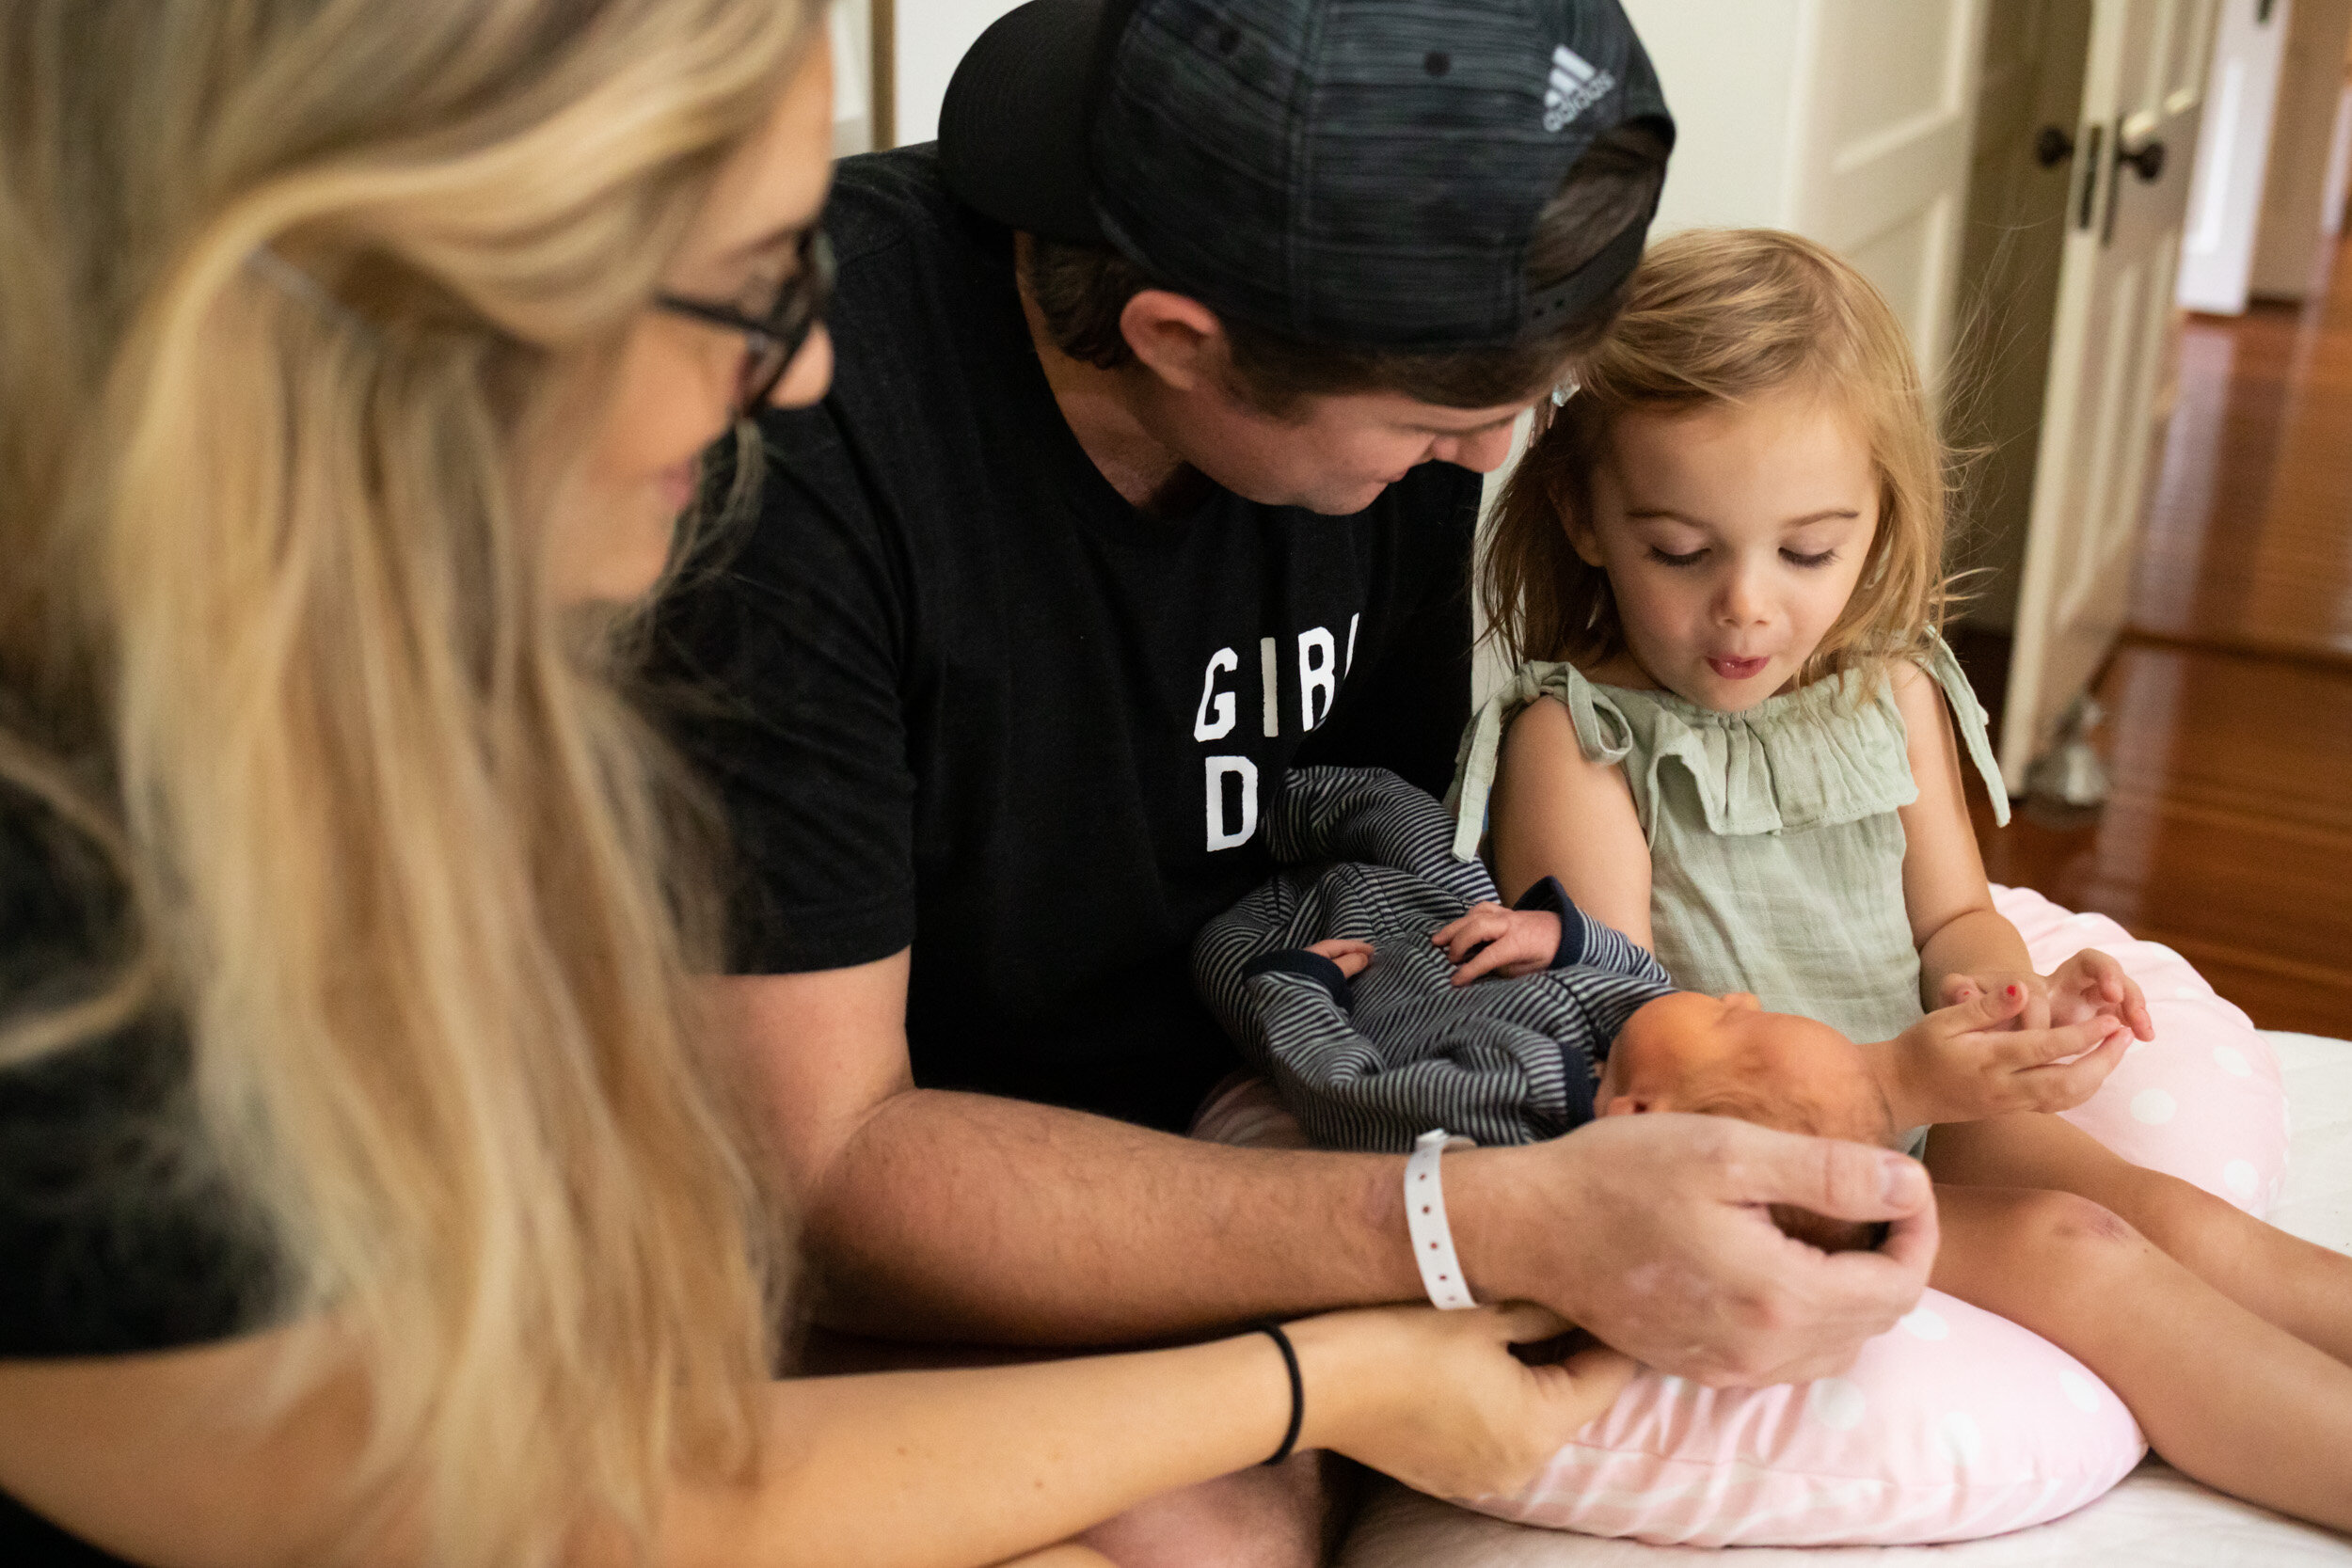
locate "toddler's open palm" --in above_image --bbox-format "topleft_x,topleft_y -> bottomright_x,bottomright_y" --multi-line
2045,947 -> 2155,1038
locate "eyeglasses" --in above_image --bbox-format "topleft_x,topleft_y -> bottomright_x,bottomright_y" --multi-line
656,227 -> 835,420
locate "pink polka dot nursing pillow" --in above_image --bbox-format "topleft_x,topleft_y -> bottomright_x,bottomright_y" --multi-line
1464,885 -> 2287,1546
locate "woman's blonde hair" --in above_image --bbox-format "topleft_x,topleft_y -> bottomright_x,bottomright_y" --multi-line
0,1 -> 820,1561
1482,229 -> 1952,682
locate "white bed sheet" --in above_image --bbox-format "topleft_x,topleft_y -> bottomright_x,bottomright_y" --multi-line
1338,1031 -> 2352,1568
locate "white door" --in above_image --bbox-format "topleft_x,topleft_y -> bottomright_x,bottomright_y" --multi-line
2000,0 -> 2218,785
1622,0 -> 1987,389
1784,0 -> 1990,392
2179,0 -> 2294,311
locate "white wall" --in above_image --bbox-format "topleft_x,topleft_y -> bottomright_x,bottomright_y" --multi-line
892,0 -> 1025,147
1622,0 -> 1806,230
833,0 -> 874,157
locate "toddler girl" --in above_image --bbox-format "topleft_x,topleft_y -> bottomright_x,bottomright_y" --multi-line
1447,229 -> 2352,1529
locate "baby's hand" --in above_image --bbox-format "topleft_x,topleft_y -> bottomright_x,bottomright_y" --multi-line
2046,948 -> 2155,1040
1306,938 -> 1375,980
1432,902 -> 1562,987
1937,969 -> 2052,1030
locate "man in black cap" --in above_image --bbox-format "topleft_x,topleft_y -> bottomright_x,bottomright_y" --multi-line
656,0 -> 1939,1559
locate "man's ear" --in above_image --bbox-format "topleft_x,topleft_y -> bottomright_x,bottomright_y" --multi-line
1120,289 -> 1226,394
1599,1094 -> 1646,1117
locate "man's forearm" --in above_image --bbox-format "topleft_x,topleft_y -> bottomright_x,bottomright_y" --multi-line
798,1086 -> 1422,1344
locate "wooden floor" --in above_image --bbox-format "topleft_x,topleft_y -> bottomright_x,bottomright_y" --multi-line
1963,235 -> 2352,1038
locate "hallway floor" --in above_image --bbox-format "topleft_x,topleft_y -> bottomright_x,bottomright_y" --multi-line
1966,235 -> 2352,1038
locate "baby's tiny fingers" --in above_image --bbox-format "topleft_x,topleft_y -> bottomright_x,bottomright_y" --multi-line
1450,944 -> 1517,987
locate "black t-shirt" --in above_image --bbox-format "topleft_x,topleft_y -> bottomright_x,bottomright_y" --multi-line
651,146 -> 1480,1132
0,781 -> 279,1564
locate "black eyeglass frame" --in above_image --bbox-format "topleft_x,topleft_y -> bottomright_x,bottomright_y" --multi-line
656,227 -> 835,419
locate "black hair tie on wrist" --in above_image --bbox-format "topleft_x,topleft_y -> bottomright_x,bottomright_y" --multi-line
1256,1323 -> 1305,1466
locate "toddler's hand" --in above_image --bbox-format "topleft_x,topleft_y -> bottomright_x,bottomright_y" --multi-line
1306,938 -> 1375,980
1938,969 -> 2051,1030
2046,948 -> 2155,1040
1881,984 -> 2132,1124
1433,902 -> 1563,986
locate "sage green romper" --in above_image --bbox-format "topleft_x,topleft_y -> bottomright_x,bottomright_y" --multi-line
1448,632 -> 2010,1056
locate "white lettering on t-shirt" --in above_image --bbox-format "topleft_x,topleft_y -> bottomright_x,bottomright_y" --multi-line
1259,637 -> 1279,738
1194,612 -> 1361,848
1205,755 -> 1260,851
1193,646 -> 1239,741
1297,626 -> 1336,731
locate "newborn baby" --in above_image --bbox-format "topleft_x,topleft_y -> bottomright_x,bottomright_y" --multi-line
1597,990 -> 1899,1250
1197,764 -> 2013,1163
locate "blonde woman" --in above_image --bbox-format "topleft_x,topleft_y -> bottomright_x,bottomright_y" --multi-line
0,3 -> 1634,1566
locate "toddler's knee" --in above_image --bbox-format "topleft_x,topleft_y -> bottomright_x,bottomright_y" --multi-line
2004,1188 -> 2148,1274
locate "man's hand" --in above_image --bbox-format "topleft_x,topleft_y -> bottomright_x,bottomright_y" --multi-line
1873,986 -> 2132,1126
1431,902 -> 1564,986
1443,1114 -> 1940,1387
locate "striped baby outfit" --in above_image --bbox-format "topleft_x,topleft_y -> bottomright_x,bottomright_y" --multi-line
1192,766 -> 1673,1153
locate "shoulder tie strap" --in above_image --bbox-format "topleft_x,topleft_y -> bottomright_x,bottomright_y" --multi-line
1916,629 -> 2011,827
1447,661 -> 1630,862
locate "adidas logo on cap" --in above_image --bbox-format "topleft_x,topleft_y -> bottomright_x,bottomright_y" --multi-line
1543,43 -> 1616,133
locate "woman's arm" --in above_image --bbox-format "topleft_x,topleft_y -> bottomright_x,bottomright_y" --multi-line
0,1304 -> 1629,1568
1890,664 -> 2034,1008
1488,697 -> 1652,947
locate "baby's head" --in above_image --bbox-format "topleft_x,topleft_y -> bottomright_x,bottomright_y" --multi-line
1601,990 -> 1898,1252
1481,228 -> 1952,712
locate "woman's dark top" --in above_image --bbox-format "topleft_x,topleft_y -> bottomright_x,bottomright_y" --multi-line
0,781 -> 280,1563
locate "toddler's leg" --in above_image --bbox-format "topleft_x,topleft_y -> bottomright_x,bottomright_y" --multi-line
1928,1113 -> 2352,1365
1933,1185 -> 2352,1530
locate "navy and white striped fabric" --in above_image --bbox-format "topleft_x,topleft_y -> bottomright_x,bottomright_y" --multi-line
1192,766 -> 1673,1153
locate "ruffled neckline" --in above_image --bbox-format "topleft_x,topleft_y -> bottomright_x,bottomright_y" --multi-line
1446,631 -> 2009,859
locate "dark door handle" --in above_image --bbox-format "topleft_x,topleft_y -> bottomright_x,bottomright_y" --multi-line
2035,125 -> 2075,166
2119,138 -> 2166,182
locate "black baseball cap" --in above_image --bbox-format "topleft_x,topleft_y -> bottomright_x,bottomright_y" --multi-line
939,0 -> 1673,351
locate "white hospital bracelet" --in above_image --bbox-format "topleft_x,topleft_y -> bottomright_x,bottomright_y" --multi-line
1405,1128 -> 1478,1309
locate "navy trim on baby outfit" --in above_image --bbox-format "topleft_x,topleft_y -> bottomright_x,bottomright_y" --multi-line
1240,949 -> 1355,1010
1511,876 -> 1582,968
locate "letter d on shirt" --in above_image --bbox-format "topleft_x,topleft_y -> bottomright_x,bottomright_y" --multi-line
1205,756 -> 1260,851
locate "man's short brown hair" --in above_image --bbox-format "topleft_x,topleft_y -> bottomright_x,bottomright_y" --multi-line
1021,123 -> 1668,417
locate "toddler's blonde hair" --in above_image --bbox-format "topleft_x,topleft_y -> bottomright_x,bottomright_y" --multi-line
1483,229 -> 1952,684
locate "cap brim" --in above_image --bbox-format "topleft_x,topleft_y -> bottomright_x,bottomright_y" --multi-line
937,0 -> 1106,245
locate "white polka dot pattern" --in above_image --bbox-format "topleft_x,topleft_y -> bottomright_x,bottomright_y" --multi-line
1227,886 -> 2280,1547
1938,1410 -> 1985,1466
1480,1287 -> 2145,1547
1805,1377 -> 1867,1431
1995,884 -> 2287,1220
1899,1306 -> 1949,1340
